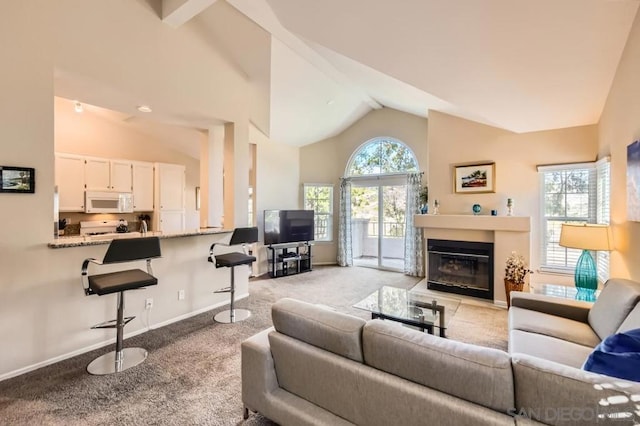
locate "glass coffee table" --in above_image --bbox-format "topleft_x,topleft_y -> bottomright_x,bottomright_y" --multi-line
353,286 -> 460,337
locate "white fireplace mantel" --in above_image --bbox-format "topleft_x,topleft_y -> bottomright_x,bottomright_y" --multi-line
414,214 -> 531,306
414,214 -> 530,232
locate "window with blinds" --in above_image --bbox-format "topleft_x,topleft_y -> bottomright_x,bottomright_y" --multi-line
538,158 -> 610,281
596,158 -> 611,282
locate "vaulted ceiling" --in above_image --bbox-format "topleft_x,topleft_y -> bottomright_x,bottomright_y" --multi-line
55,0 -> 640,148
200,0 -> 640,145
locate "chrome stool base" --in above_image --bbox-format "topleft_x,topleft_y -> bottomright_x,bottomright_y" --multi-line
214,308 -> 251,323
87,347 -> 148,375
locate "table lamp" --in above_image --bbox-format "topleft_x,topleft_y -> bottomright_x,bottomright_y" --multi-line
559,223 -> 613,301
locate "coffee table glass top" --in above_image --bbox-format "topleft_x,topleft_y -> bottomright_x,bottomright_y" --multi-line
353,285 -> 461,332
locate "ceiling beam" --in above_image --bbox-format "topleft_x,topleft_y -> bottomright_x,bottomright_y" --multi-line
162,0 -> 218,28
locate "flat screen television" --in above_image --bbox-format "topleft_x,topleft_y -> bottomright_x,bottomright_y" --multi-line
264,210 -> 315,245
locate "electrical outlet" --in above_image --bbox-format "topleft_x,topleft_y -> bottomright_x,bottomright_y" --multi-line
145,298 -> 153,310
178,290 -> 185,300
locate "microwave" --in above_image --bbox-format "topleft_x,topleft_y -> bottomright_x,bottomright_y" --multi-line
85,191 -> 134,213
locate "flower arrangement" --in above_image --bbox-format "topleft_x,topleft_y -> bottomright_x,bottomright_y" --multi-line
419,186 -> 429,204
504,251 -> 531,284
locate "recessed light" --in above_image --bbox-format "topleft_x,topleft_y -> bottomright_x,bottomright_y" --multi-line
74,101 -> 84,113
137,105 -> 152,113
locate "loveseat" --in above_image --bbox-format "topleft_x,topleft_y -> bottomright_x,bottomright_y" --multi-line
509,278 -> 640,369
242,292 -> 640,425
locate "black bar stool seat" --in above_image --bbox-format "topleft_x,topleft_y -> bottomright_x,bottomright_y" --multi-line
209,227 -> 258,323
214,252 -> 257,268
88,270 -> 158,295
81,236 -> 161,375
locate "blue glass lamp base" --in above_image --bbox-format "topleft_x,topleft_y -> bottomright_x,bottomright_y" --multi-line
575,288 -> 597,302
574,249 -> 598,300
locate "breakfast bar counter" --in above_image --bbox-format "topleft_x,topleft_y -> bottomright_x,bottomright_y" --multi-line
1,227 -> 252,380
48,228 -> 232,249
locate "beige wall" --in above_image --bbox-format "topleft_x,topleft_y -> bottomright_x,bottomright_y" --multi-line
0,1 -> 259,379
302,106 -> 597,274
599,10 -> 640,280
252,124 -> 301,274
300,107 -> 429,263
427,110 -> 598,281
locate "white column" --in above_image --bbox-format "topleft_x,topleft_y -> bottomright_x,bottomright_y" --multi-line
201,125 -> 224,228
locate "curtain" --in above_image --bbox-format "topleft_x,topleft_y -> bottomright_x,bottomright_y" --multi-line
337,178 -> 353,266
404,172 -> 424,277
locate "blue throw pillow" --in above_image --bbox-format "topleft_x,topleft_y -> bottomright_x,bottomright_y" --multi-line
583,328 -> 640,382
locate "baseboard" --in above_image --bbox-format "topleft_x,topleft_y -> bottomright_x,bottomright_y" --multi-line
0,294 -> 248,382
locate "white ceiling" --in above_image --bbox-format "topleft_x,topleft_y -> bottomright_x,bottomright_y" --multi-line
54,0 -> 640,149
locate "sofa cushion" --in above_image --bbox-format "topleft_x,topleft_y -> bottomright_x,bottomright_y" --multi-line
271,298 -> 366,362
510,292 -> 591,323
269,331 -> 514,426
509,306 -> 601,348
588,278 -> 640,340
509,329 -> 593,368
617,303 -> 640,333
512,353 -> 640,426
583,328 -> 640,382
362,320 -> 514,413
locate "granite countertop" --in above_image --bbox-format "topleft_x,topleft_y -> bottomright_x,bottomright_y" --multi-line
48,228 -> 232,249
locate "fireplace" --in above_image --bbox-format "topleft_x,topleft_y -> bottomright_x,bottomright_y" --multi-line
427,239 -> 494,300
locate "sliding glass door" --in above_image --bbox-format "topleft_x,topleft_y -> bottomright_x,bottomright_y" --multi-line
351,180 -> 406,271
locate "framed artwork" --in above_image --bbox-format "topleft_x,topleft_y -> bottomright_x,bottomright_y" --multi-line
627,141 -> 640,221
0,166 -> 35,193
454,162 -> 495,194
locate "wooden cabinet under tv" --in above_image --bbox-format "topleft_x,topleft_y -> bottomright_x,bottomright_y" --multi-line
267,242 -> 312,278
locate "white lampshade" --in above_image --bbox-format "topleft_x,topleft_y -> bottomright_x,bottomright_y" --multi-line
559,223 -> 614,251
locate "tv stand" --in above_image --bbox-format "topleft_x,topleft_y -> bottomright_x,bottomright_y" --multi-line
267,242 -> 312,278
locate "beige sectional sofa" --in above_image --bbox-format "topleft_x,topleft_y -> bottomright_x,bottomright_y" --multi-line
242,281 -> 640,426
509,278 -> 640,369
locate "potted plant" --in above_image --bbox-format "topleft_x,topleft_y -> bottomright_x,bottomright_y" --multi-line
504,251 -> 532,308
419,186 -> 429,214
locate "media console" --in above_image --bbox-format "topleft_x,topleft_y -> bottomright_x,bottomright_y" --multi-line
267,242 -> 312,278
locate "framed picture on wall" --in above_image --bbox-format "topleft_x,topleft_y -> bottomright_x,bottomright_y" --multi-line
453,162 -> 495,194
0,166 -> 35,193
627,141 -> 640,221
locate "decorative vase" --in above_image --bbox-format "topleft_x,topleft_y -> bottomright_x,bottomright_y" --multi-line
472,204 -> 481,215
420,204 -> 429,214
504,279 -> 524,308
433,199 -> 440,215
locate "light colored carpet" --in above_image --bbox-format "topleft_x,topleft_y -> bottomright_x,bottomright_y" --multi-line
0,266 -> 507,425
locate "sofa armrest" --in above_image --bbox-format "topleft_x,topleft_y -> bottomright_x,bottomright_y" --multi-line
510,291 -> 591,323
241,327 -> 279,412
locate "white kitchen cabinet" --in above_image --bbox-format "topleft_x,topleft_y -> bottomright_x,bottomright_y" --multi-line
159,210 -> 185,234
84,157 -> 111,191
55,153 -> 86,212
157,163 -> 185,211
110,160 -> 133,192
132,161 -> 154,211
155,163 -> 185,233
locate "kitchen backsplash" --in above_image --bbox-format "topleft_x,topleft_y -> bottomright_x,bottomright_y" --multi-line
59,212 -> 153,235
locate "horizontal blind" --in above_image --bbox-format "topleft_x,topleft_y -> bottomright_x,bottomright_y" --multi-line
596,158 -> 611,283
538,163 -> 597,272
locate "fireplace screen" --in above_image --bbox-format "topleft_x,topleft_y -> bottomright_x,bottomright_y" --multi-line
427,239 -> 494,300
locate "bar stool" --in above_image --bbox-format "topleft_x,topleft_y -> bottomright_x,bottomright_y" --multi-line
208,227 -> 258,323
81,236 -> 161,375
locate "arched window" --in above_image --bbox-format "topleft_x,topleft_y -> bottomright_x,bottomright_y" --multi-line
346,137 -> 418,177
